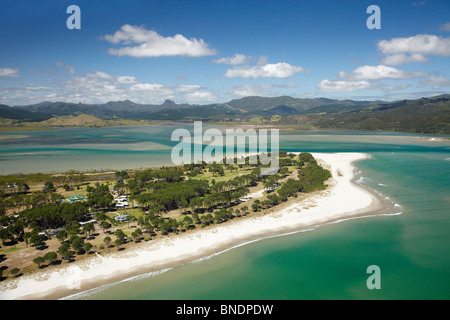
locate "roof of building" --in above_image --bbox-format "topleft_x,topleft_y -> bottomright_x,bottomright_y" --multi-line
67,195 -> 86,201
114,214 -> 130,220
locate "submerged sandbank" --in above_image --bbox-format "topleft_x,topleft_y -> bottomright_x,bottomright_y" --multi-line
0,152 -> 391,300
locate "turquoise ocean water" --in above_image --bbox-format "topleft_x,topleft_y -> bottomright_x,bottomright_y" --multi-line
0,126 -> 449,299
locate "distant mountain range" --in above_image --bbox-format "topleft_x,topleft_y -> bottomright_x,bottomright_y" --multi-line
0,94 -> 449,134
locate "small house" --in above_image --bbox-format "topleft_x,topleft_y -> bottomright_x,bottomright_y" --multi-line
67,195 -> 86,202
114,214 -> 130,222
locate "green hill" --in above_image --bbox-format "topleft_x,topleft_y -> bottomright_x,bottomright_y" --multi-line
1,94 -> 449,134
307,96 -> 450,134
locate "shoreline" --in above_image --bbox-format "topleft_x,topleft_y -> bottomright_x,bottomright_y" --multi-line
0,152 -> 393,300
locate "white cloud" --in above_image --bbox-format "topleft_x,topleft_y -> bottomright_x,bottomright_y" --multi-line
440,22 -> 450,32
67,65 -> 76,75
377,34 -> 450,65
231,85 -> 264,97
176,85 -> 202,92
130,83 -> 167,91
319,64 -> 427,93
175,85 -> 216,103
420,76 -> 450,89
54,62 -> 76,75
0,70 -> 218,105
381,84 -> 410,91
104,24 -> 216,58
59,71 -> 177,104
0,67 -> 19,77
339,65 -> 427,80
86,71 -> 113,80
230,83 -> 297,97
224,62 -> 306,79
380,53 -> 429,65
183,91 -> 217,103
212,54 -> 251,65
317,79 -> 371,92
116,76 -> 138,84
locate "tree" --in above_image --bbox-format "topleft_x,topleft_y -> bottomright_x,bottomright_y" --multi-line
144,222 -> 154,235
58,242 -> 70,255
181,216 -> 194,230
0,228 -> 8,246
179,199 -> 189,214
43,251 -> 58,265
129,228 -> 143,242
86,184 -> 113,210
83,242 -> 93,254
104,236 -> 112,248
82,222 -> 95,238
131,231 -> 139,242
114,239 -> 122,250
23,231 -> 31,247
114,229 -> 126,243
30,232 -> 43,249
43,181 -> 55,192
10,267 -> 20,277
100,220 -> 111,233
9,218 -> 26,240
58,242 -> 72,261
71,236 -> 85,254
94,211 -> 107,221
267,194 -> 280,206
115,170 -> 129,190
33,256 -> 45,268
56,230 -> 68,242
61,250 -> 73,261
66,221 -> 80,236
135,228 -> 142,238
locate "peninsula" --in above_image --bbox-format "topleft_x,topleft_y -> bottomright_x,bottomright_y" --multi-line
0,151 -> 386,299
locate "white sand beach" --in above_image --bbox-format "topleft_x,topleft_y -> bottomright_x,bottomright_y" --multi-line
0,152 -> 386,300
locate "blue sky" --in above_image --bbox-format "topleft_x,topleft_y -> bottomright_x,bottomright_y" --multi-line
0,0 -> 449,105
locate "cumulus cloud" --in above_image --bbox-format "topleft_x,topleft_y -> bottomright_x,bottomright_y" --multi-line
381,84 -> 410,91
317,64 -> 426,93
224,62 -> 307,79
176,85 -> 216,103
0,70 -> 220,105
104,24 -> 216,58
380,53 -> 429,65
212,54 -> 251,65
339,65 -> 427,80
0,67 -> 19,77
117,75 -> 138,84
420,76 -> 450,89
377,34 -> 450,65
230,83 -> 297,97
54,62 -> 76,75
440,22 -> 450,32
183,91 -> 217,103
64,72 -> 180,103
317,79 -> 371,92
